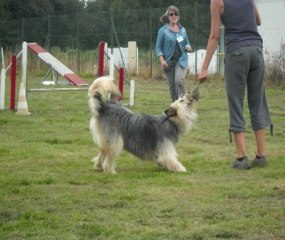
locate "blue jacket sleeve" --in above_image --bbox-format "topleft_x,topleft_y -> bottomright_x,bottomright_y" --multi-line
155,28 -> 164,57
183,28 -> 191,48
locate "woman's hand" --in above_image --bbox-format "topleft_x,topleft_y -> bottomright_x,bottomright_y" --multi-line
159,56 -> 168,69
198,69 -> 208,83
185,45 -> 191,53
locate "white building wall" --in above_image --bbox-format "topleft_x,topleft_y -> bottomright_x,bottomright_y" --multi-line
257,0 -> 285,57
188,0 -> 285,75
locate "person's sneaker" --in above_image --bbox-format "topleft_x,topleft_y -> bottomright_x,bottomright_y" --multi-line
252,155 -> 268,167
232,156 -> 250,170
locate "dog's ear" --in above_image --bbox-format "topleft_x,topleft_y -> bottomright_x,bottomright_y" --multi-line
164,107 -> 177,117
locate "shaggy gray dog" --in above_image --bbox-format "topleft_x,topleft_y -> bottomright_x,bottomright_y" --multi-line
88,76 -> 199,174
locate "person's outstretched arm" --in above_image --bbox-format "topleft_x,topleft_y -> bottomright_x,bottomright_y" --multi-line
198,0 -> 222,82
254,0 -> 261,26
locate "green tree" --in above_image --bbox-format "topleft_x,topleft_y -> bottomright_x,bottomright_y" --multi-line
0,0 -> 210,49
0,0 -> 84,20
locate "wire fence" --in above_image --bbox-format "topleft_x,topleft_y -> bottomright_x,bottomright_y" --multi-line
0,5 -> 210,51
0,4 -> 210,78
0,1 -> 284,81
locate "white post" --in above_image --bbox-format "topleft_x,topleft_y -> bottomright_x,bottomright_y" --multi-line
136,47 -> 139,75
0,47 -> 5,110
129,79 -> 135,107
109,54 -> 115,78
1,47 -> 5,69
0,68 -> 6,110
128,41 -> 137,74
21,42 -> 28,90
15,41 -> 30,114
104,42 -> 108,74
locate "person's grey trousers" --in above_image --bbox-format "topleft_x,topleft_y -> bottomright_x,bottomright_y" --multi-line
163,63 -> 186,102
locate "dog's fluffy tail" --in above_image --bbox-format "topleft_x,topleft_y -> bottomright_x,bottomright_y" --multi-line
88,76 -> 121,103
88,76 -> 121,116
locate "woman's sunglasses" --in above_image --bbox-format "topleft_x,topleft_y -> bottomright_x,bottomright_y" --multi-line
169,13 -> 178,17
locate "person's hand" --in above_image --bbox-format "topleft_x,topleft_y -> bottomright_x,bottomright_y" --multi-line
198,69 -> 208,83
160,59 -> 168,69
185,45 -> 191,53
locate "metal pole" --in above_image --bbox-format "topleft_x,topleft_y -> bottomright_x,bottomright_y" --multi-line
48,15 -> 51,49
149,8 -> 153,78
76,11 -> 80,73
110,17 -> 127,72
28,87 -> 88,92
21,17 -> 24,44
219,25 -> 225,76
194,2 -> 198,76
110,8 -> 114,54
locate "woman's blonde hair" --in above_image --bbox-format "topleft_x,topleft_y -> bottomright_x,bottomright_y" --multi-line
159,5 -> 180,24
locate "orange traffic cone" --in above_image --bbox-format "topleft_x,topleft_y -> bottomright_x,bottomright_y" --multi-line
16,82 -> 31,115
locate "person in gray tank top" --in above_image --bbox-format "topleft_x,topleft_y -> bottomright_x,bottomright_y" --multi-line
198,0 -> 272,170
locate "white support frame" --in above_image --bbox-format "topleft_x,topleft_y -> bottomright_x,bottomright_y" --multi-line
0,42 -> 26,110
129,79 -> 135,107
108,51 -> 135,107
109,53 -> 115,78
0,68 -> 5,110
0,47 -> 5,110
21,42 -> 28,94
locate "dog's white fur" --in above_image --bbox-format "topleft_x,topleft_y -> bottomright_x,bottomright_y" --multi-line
88,76 -> 121,115
88,76 -> 198,174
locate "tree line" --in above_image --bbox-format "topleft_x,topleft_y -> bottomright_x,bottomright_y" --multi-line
0,0 -> 211,50
0,0 -> 210,20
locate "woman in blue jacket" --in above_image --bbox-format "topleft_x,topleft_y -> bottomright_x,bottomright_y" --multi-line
156,5 -> 191,102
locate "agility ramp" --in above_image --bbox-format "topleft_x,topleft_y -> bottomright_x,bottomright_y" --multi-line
28,43 -> 87,86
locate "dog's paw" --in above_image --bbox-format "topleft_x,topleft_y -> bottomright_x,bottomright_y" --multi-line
91,156 -> 98,163
94,162 -> 103,171
102,167 -> 116,174
159,160 -> 187,172
168,163 -> 187,172
175,166 -> 187,172
102,162 -> 116,174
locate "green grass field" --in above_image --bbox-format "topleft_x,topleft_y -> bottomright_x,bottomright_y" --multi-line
0,76 -> 284,240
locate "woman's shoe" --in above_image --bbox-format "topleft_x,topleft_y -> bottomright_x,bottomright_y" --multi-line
252,155 -> 268,167
232,156 -> 250,170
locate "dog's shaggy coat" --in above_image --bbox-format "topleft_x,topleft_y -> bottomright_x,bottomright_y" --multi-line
88,76 -> 198,174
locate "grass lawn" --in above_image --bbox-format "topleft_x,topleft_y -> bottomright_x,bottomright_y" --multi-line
0,76 -> 284,240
